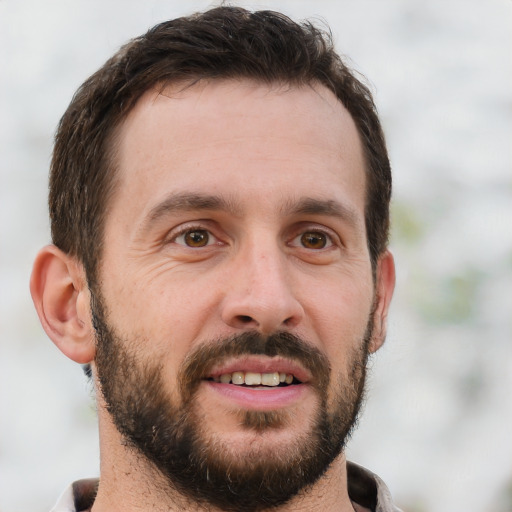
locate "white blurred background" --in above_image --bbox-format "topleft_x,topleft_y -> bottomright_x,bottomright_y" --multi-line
1,1 -> 511,511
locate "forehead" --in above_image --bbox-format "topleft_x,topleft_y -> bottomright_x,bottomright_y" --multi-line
109,79 -> 366,226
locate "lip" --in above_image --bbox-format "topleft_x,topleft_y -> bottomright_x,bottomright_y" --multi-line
204,380 -> 310,410
207,355 -> 312,383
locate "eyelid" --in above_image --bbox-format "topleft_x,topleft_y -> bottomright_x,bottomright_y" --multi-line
288,225 -> 340,249
166,222 -> 221,247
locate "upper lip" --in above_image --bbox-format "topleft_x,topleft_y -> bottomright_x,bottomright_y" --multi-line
206,356 -> 312,383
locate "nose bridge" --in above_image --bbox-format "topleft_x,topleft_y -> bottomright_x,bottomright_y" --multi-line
221,233 -> 304,333
248,242 -> 288,298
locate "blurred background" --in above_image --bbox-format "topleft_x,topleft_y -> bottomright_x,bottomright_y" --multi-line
1,1 -> 511,511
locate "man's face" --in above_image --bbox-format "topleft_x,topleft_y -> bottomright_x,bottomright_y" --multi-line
93,80 -> 383,509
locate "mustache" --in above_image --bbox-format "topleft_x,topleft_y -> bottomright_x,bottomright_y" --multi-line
178,331 -> 331,399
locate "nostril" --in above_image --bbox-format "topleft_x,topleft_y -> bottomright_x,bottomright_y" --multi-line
238,315 -> 253,324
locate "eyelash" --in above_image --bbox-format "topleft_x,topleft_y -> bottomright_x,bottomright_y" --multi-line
168,224 -> 220,247
289,228 -> 337,250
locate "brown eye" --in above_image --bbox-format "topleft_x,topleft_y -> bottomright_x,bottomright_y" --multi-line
183,230 -> 210,247
300,232 -> 327,249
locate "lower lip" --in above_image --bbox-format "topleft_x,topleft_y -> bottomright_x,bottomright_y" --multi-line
204,381 -> 309,410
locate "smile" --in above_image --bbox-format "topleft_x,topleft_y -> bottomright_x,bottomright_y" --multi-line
210,371 -> 299,387
201,356 -> 314,409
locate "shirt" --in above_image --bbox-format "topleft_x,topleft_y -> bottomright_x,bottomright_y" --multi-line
50,461 -> 402,512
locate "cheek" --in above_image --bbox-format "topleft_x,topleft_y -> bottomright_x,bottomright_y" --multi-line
103,258 -> 216,331
303,274 -> 374,360
106,282 -> 229,400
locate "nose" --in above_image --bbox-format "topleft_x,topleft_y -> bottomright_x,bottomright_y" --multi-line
220,245 -> 304,334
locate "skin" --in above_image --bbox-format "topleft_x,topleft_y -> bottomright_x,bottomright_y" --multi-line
31,79 -> 395,511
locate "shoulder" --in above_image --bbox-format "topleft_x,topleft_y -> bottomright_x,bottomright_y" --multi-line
347,461 -> 403,512
50,479 -> 98,512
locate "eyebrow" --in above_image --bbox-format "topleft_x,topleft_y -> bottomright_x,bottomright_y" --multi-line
144,192 -> 242,225
141,192 -> 361,233
281,197 -> 361,228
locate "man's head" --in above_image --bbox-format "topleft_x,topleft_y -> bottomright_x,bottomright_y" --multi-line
31,7 -> 395,511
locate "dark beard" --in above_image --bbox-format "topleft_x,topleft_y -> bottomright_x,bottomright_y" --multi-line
92,290 -> 371,512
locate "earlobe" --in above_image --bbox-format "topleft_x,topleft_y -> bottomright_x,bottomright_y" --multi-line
368,250 -> 396,353
30,245 -> 95,364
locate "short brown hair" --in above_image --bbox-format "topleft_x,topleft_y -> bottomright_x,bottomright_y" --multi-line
50,6 -> 391,286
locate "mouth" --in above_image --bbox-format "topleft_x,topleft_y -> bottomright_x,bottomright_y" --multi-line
205,356 -> 311,387
201,357 -> 312,410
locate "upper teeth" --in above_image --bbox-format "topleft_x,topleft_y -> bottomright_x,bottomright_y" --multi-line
214,371 -> 294,386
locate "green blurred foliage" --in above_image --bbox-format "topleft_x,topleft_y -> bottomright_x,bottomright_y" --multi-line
391,200 -> 426,245
415,268 -> 484,325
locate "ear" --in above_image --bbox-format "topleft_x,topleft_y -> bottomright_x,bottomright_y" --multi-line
30,245 -> 95,364
368,250 -> 396,354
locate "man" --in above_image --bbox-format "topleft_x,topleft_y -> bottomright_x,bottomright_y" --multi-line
30,6 -> 398,512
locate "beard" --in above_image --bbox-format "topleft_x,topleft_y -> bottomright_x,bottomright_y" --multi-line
92,290 -> 372,512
